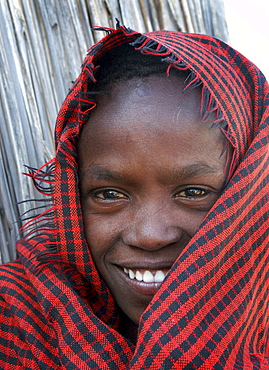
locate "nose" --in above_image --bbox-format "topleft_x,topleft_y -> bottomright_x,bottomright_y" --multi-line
122,205 -> 183,251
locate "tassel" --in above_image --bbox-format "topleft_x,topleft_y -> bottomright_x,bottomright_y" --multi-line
23,159 -> 56,196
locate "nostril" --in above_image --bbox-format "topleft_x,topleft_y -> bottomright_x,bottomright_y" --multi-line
122,227 -> 183,251
121,207 -> 185,250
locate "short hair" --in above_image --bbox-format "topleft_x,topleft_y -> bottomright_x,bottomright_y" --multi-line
92,43 -> 190,91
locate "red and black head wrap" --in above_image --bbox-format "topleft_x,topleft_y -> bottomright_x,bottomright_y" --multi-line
0,25 -> 268,369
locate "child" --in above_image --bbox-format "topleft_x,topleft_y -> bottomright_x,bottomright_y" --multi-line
0,24 -> 268,369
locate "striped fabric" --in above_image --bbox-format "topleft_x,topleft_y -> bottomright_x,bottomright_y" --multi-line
0,25 -> 268,369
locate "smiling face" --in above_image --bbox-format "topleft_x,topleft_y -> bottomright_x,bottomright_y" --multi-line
78,75 -> 228,326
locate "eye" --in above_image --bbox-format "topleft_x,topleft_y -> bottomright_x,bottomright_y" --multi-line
91,189 -> 128,201
175,187 -> 208,198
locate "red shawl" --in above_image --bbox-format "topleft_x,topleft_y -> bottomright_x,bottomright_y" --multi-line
0,25 -> 268,369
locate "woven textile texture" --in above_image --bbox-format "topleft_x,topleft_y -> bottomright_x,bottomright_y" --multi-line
0,25 -> 268,369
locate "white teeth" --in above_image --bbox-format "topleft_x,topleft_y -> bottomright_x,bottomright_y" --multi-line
135,270 -> 143,281
123,268 -> 167,283
154,270 -> 166,282
129,269 -> 135,279
143,270 -> 154,283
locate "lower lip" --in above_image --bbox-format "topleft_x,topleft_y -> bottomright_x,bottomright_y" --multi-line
118,267 -> 164,296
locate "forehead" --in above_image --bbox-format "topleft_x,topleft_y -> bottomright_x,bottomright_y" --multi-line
78,75 -> 226,176
81,75 -> 205,135
80,74 -> 222,142
101,73 -> 199,108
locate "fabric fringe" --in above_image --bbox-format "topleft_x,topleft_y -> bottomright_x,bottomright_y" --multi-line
18,199 -> 52,222
20,159 -> 57,245
91,19 -> 135,37
23,159 -> 56,196
130,35 -> 171,56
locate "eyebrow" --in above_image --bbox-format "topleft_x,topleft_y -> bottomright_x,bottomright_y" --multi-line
80,166 -> 125,182
158,162 -> 221,185
80,162 -> 221,184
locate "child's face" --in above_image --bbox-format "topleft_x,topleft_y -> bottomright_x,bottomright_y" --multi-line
78,75 -> 229,325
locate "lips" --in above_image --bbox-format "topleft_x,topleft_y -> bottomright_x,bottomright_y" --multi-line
119,266 -> 170,297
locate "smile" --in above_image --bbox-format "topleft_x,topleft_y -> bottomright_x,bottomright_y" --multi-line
123,268 -> 168,283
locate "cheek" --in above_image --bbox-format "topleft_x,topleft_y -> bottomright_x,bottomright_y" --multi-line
82,212 -> 121,260
178,209 -> 208,236
82,206 -> 207,254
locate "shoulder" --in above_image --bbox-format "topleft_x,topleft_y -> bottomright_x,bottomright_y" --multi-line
0,260 -> 26,285
0,260 -> 28,289
0,260 -> 37,310
0,261 -> 60,367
